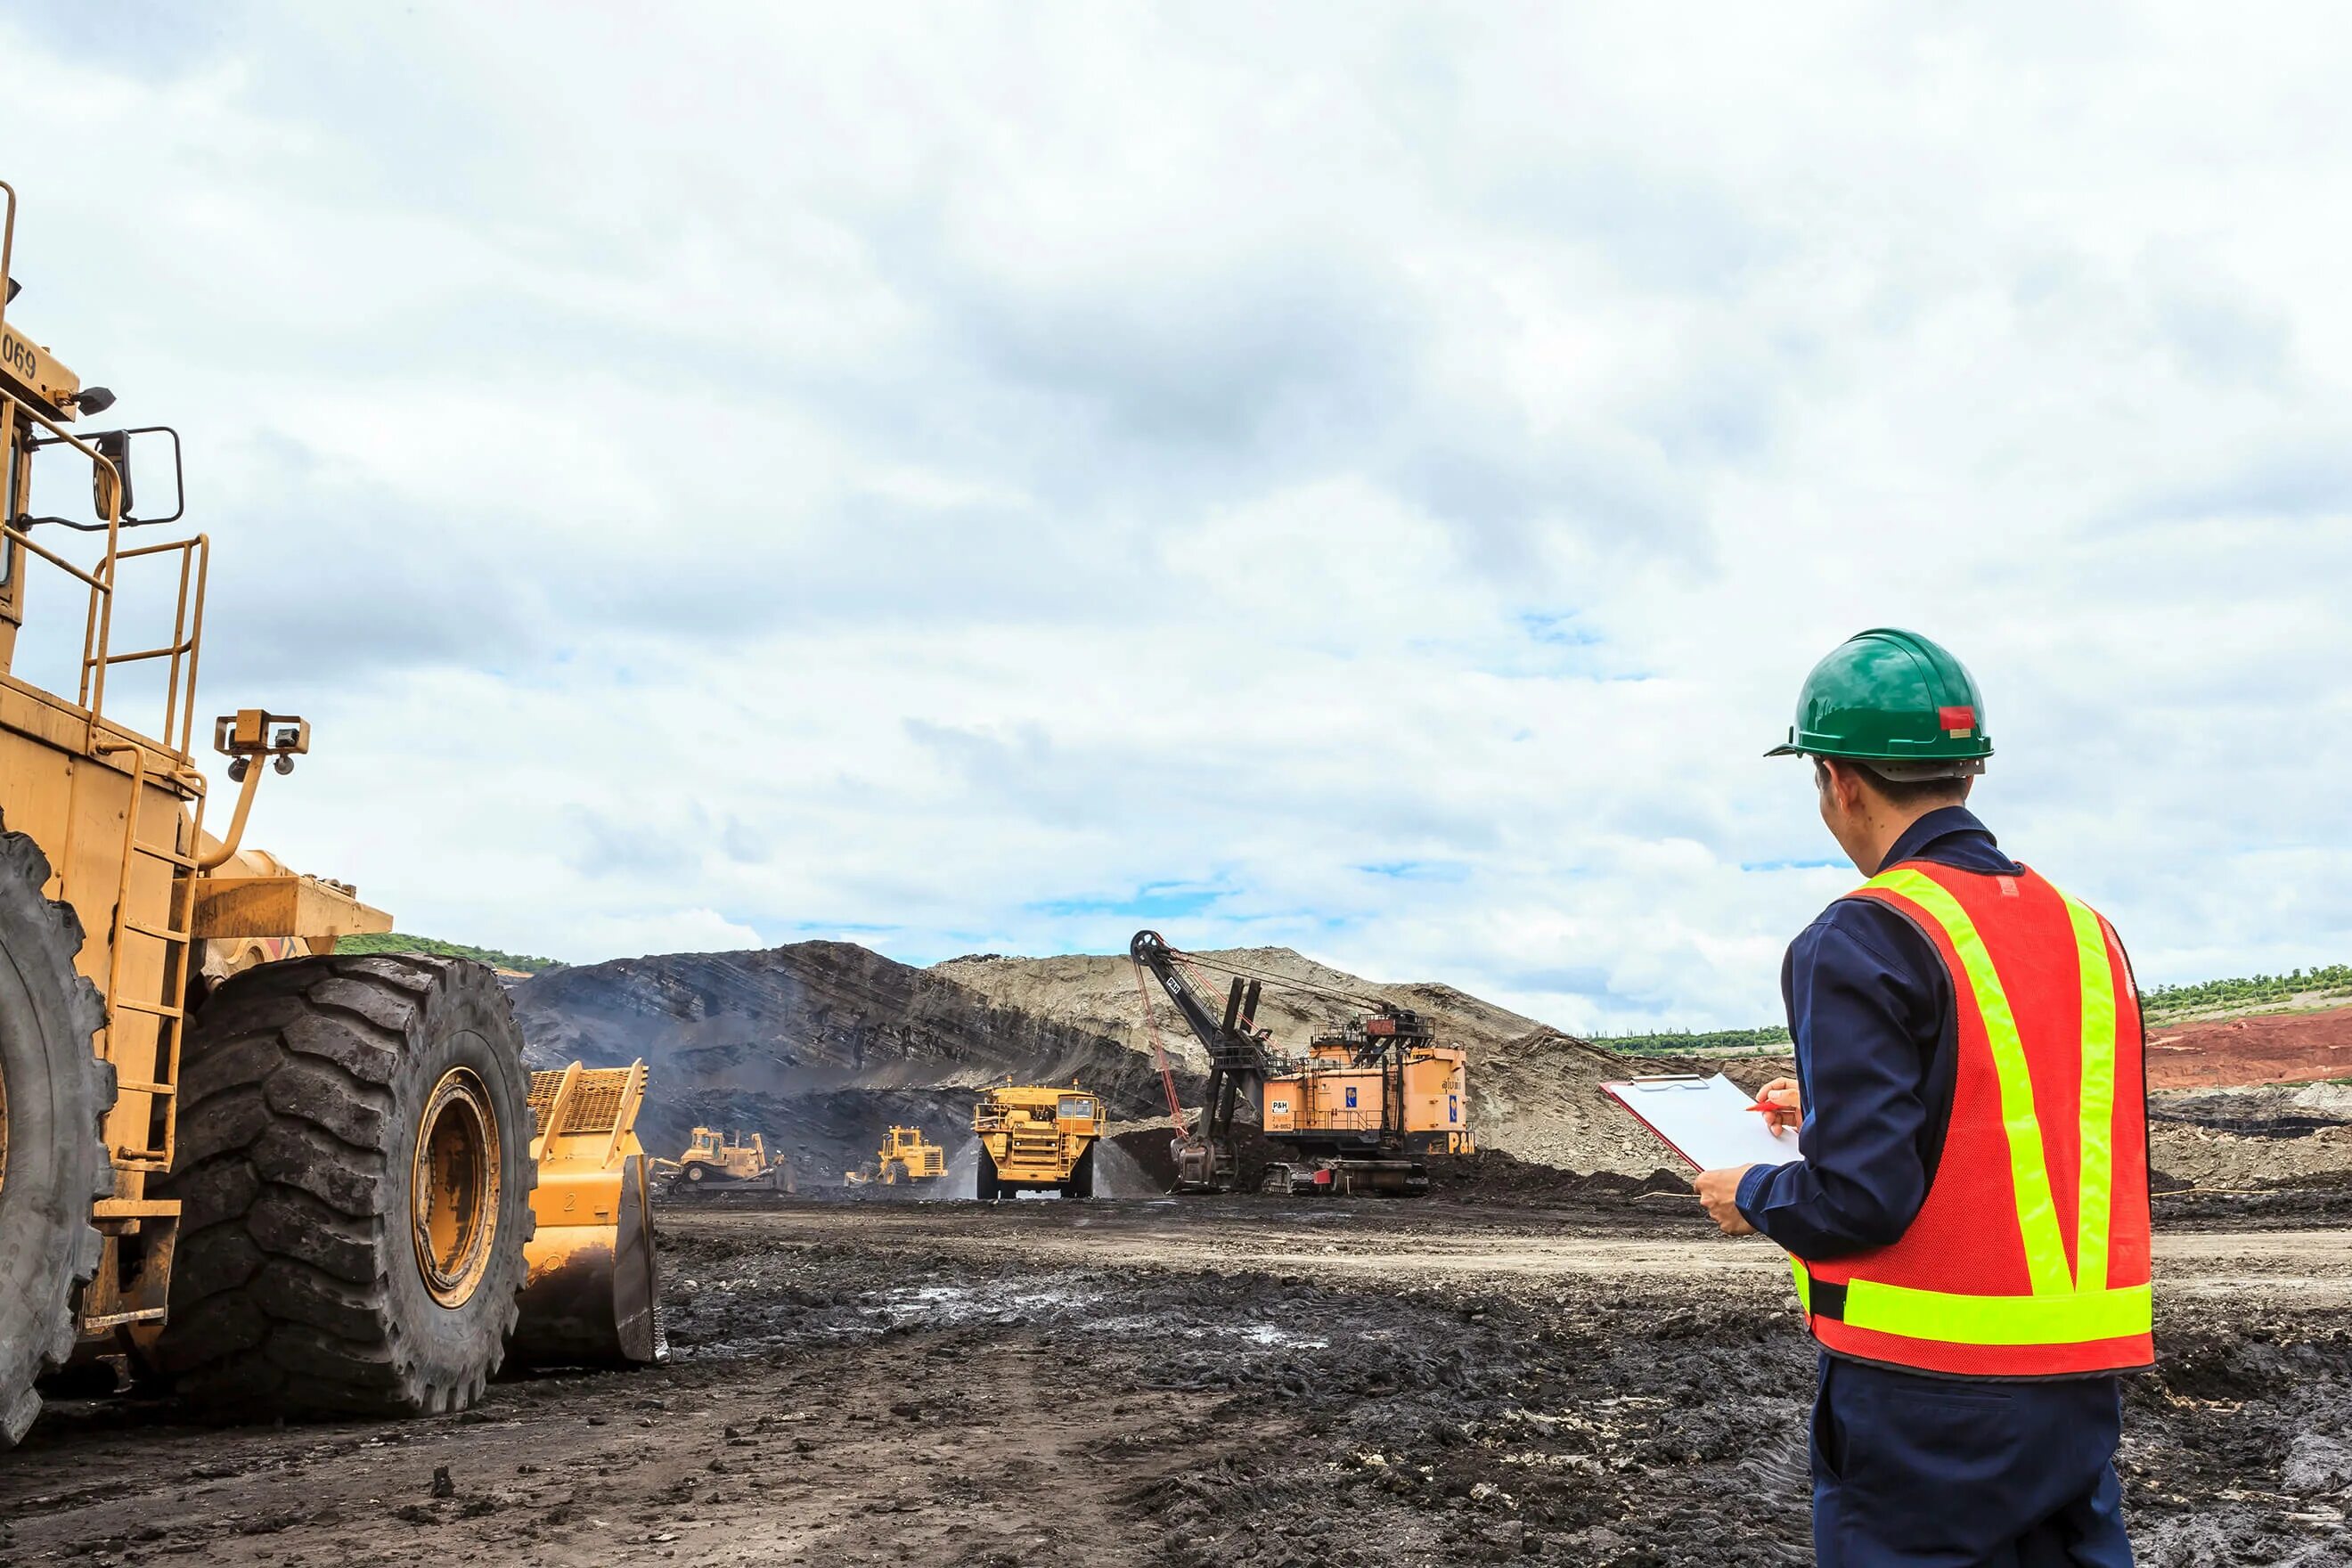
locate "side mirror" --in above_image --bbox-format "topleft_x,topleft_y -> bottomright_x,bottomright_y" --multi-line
93,430 -> 133,522
86,426 -> 184,528
21,424 -> 184,533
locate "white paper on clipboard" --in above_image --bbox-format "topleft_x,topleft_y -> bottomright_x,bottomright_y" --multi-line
1600,1073 -> 1804,1172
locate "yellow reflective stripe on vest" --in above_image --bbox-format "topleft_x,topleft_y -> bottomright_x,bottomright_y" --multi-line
1790,1257 -> 1810,1312
1843,1278 -> 2150,1346
2065,894 -> 2118,1294
1865,869 -> 2073,1297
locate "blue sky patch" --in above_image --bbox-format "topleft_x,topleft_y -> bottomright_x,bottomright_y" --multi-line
1027,884 -> 1228,920
1356,860 -> 1470,883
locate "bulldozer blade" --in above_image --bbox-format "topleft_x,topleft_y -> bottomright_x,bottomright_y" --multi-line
509,1062 -> 667,1368
513,1151 -> 665,1365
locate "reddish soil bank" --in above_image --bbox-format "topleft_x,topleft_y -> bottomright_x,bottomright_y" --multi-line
2147,1004 -> 2352,1089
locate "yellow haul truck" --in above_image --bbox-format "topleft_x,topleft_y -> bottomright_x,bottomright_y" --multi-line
973,1083 -> 1101,1199
0,181 -> 657,1445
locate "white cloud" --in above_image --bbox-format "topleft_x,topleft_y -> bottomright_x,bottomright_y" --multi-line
3,4 -> 2346,1031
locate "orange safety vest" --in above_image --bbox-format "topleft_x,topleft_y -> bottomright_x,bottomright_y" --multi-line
1790,861 -> 2155,1378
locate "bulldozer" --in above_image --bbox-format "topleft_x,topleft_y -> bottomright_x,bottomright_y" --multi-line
0,179 -> 659,1444
973,1082 -> 1102,1199
843,1124 -> 945,1187
654,1125 -> 789,1195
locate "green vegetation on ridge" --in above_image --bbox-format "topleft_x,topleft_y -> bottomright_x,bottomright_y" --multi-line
2138,964 -> 2352,1020
1599,963 -> 2352,1053
337,933 -> 566,974
1600,1026 -> 1793,1057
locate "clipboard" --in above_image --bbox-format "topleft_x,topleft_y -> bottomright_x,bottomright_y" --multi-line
1600,1073 -> 1804,1172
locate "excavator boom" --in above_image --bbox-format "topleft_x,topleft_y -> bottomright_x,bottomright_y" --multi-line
1130,930 -> 1272,1192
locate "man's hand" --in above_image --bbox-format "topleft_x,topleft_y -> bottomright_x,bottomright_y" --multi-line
1695,1164 -> 1758,1235
1755,1076 -> 1801,1135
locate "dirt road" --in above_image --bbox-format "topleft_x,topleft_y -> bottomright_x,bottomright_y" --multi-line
6,1198 -> 2348,1568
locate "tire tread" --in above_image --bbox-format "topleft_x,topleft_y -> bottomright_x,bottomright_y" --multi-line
0,821 -> 110,1448
151,953 -> 533,1421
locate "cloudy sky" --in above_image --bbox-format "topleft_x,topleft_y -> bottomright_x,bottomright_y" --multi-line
4,4 -> 2346,1033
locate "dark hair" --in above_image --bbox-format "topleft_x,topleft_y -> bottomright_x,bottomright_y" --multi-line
1812,757 -> 1972,809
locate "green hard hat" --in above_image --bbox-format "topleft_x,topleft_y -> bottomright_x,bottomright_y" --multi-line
1766,627 -> 1991,775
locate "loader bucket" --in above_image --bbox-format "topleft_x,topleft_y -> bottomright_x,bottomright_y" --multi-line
509,1062 -> 667,1367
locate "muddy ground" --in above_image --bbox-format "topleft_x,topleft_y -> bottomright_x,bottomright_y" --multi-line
6,1196 -> 2350,1568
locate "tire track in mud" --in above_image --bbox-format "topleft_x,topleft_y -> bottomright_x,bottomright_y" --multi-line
652,1204 -> 2352,1567
4,1202 -> 2349,1567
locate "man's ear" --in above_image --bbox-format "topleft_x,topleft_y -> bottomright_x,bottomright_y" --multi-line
1824,758 -> 1867,813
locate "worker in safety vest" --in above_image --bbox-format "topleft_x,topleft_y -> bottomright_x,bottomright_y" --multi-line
1693,628 -> 2151,1566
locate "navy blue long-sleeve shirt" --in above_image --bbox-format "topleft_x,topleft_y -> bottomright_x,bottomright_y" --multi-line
1735,805 -> 2023,1257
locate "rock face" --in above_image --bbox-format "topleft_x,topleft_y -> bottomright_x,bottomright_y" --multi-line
505,941 -> 1180,1181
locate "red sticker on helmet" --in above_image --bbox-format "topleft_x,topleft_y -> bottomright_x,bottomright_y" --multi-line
1939,706 -> 1976,733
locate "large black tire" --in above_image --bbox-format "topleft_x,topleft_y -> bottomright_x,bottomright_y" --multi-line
151,955 -> 535,1419
0,822 -> 111,1447
975,1154 -> 1001,1203
1065,1143 -> 1097,1200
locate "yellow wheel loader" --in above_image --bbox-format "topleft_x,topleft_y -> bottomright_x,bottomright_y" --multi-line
843,1124 -> 944,1187
973,1083 -> 1101,1199
0,181 -> 658,1443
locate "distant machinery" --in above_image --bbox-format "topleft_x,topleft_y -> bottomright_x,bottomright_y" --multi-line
655,1126 -> 789,1196
844,1125 -> 945,1187
1130,931 -> 1472,1195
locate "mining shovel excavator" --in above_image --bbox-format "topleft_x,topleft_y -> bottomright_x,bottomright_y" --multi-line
1130,930 -> 1472,1195
0,180 -> 659,1444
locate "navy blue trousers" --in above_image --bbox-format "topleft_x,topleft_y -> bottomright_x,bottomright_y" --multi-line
1811,1353 -> 2133,1565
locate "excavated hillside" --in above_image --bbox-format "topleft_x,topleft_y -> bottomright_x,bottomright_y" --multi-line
499,938 -> 2352,1196
506,942 -> 1187,1180
506,936 -> 1708,1184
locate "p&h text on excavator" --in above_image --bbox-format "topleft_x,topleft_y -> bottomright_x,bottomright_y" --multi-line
0,178 -> 660,1446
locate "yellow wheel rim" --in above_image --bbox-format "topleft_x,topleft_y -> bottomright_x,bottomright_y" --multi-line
410,1067 -> 500,1309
